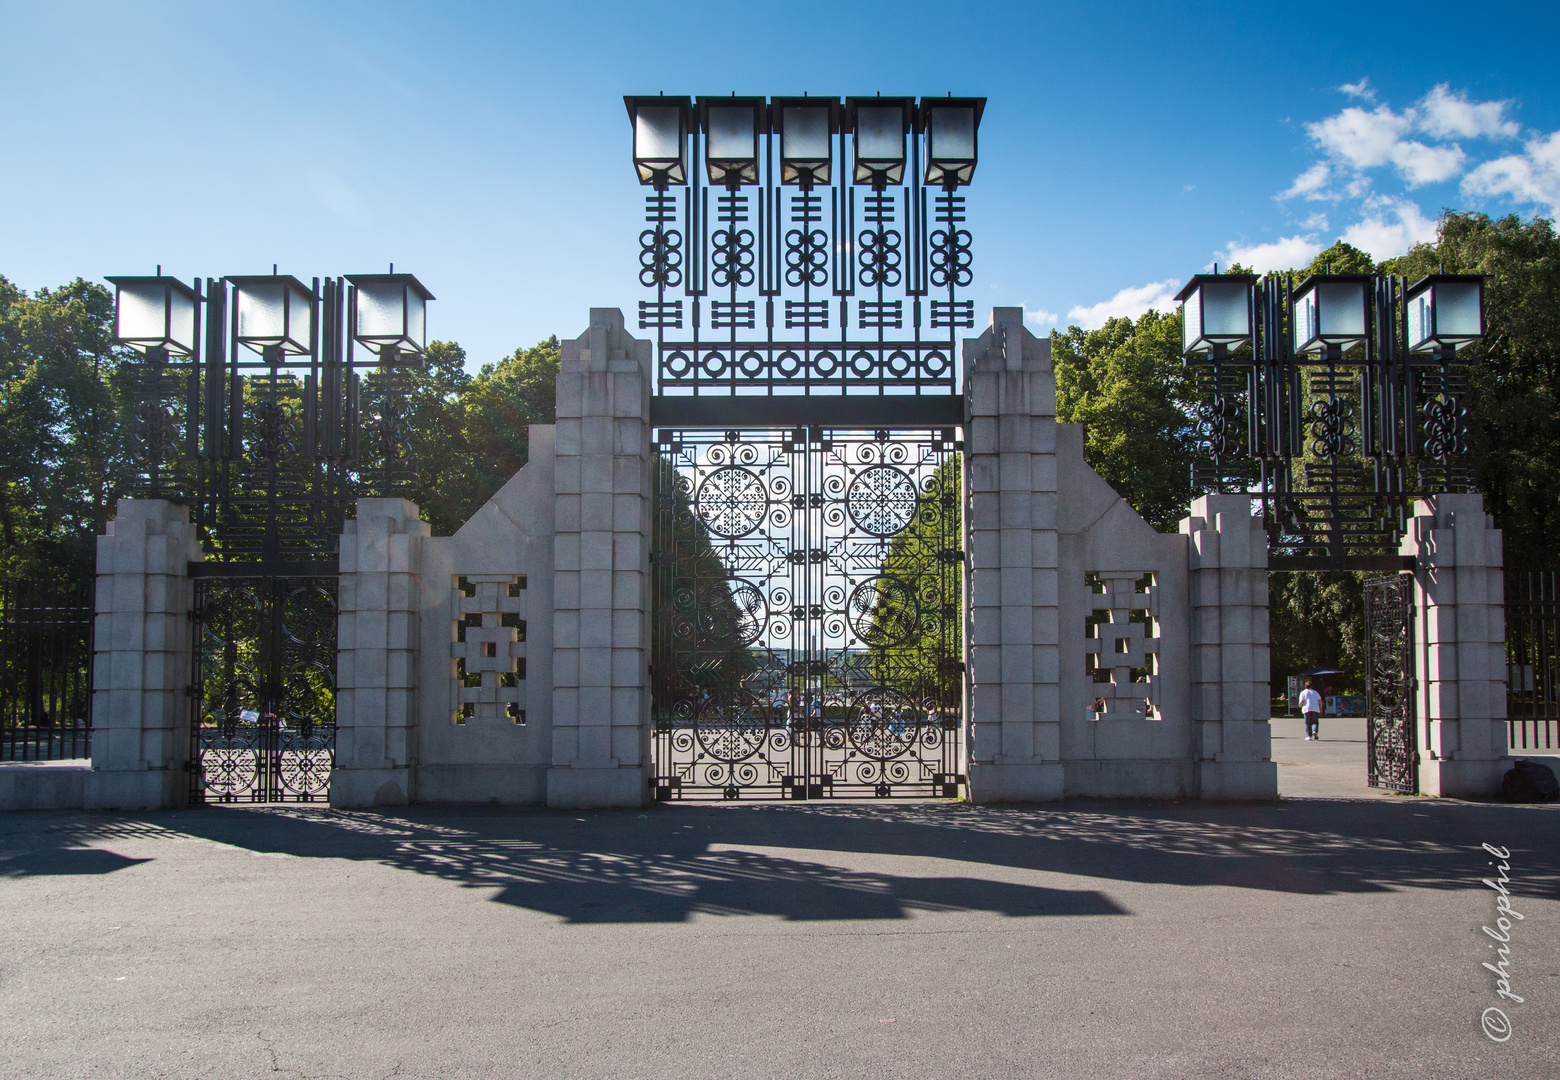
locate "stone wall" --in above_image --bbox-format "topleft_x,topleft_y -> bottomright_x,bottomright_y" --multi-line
964,308 -> 1268,801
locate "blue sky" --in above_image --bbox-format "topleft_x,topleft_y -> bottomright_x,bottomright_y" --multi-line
2,0 -> 1556,369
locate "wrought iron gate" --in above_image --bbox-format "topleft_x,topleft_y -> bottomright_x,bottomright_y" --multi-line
651,427 -> 963,799
189,575 -> 337,803
1364,573 -> 1417,793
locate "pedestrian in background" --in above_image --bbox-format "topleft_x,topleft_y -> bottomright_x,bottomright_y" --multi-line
1299,680 -> 1323,741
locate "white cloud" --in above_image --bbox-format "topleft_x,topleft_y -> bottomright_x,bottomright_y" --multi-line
1217,235 -> 1324,274
1281,162 -> 1334,201
1418,83 -> 1519,140
1299,211 -> 1330,231
1340,197 -> 1439,260
1025,309 -> 1060,327
1463,130 -> 1560,217
1340,78 -> 1376,102
1308,105 -> 1465,187
1065,280 -> 1179,331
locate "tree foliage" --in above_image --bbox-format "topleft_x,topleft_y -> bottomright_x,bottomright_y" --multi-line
1051,308 -> 1198,530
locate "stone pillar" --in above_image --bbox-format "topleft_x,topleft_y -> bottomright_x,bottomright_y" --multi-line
548,309 -> 653,809
331,497 -> 428,807
1182,493 -> 1278,799
86,499 -> 201,810
964,308 -> 1064,802
1402,494 -> 1507,797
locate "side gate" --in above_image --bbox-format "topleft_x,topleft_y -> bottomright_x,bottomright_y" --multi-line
1364,573 -> 1417,793
189,574 -> 337,803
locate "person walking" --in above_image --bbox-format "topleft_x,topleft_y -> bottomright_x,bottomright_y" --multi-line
1298,679 -> 1323,741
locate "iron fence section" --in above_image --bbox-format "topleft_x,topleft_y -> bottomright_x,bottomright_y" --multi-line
1505,570 -> 1560,751
0,578 -> 93,761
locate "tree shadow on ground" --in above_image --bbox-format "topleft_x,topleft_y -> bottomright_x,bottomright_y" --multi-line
7,795 -> 1557,921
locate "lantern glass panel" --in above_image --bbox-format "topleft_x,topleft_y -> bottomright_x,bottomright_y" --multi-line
1407,290 -> 1433,351
288,282 -> 314,349
237,281 -> 287,346
1201,280 -> 1250,341
635,107 -> 682,163
357,282 -> 407,346
1435,281 -> 1482,339
117,284 -> 166,344
706,106 -> 754,161
1317,281 -> 1366,341
929,106 -> 975,160
167,287 -> 196,354
782,107 -> 830,161
855,107 -> 903,161
1181,290 -> 1202,354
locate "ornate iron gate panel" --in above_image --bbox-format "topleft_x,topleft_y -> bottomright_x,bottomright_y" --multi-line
1364,573 -> 1417,793
190,575 -> 337,803
651,427 -> 963,799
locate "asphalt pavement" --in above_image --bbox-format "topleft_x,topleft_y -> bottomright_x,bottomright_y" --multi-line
2,757 -> 1557,1079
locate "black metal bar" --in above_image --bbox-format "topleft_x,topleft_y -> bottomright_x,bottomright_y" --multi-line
651,395 -> 963,429
1269,555 -> 1417,572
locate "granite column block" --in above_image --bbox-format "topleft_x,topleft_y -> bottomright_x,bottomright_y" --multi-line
86,499 -> 201,810
548,309 -> 652,809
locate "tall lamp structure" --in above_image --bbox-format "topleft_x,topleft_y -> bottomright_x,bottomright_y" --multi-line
1173,268 -> 1486,568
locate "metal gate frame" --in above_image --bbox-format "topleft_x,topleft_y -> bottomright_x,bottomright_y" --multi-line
189,574 -> 337,803
650,426 -> 964,800
1364,572 -> 1418,793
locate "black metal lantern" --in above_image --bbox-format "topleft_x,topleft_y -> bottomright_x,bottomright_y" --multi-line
346,273 -> 434,355
1174,273 -> 1257,358
1290,273 -> 1371,356
699,96 -> 764,189
920,96 -> 985,190
229,274 -> 316,355
1405,274 -> 1485,355
107,274 -> 200,356
845,97 -> 913,189
624,95 -> 691,189
772,96 -> 839,189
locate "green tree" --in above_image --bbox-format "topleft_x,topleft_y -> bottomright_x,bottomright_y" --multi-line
1380,212 -> 1560,570
868,457 -> 962,703
0,276 -> 127,578
1051,308 -> 1198,530
456,335 -> 561,518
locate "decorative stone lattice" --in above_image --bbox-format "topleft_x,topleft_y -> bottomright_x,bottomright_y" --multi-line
451,575 -> 527,725
1085,571 -> 1158,719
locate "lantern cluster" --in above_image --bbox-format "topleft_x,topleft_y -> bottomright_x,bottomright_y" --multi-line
624,95 -> 985,192
108,272 -> 435,359
1173,271 -> 1486,360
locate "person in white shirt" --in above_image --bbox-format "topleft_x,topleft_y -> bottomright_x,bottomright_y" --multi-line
1298,680 -> 1323,741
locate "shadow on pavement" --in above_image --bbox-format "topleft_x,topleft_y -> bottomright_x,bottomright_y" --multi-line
5,795 -> 1557,921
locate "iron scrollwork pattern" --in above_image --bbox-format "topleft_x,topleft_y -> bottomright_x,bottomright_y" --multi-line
651,428 -> 964,800
190,576 -> 336,803
640,113 -> 968,396
1364,573 -> 1417,793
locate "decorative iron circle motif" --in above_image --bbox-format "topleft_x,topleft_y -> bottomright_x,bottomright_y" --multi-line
695,466 -> 768,538
845,465 -> 919,536
694,690 -> 769,762
846,686 -> 921,759
848,577 -> 918,646
697,581 -> 767,646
